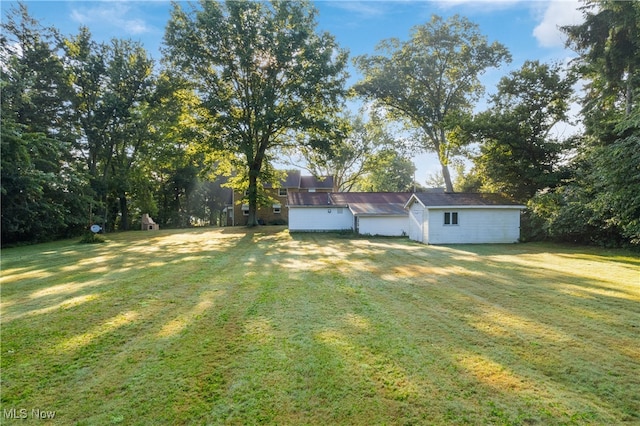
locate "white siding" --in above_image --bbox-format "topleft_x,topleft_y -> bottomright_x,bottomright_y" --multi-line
358,216 -> 408,236
426,208 -> 521,244
288,206 -> 353,232
408,202 -> 424,243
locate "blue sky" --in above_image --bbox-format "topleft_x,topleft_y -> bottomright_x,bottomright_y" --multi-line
4,0 -> 585,185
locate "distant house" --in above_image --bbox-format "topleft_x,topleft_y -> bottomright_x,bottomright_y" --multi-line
229,170 -> 333,226
405,192 -> 525,244
287,192 -> 412,236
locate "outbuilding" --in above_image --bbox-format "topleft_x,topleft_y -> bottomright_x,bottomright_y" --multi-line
287,192 -> 353,232
405,193 -> 525,244
287,192 -> 411,236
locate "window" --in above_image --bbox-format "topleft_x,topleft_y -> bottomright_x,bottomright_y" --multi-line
444,211 -> 458,225
273,204 -> 281,214
242,204 -> 249,216
278,188 -> 287,197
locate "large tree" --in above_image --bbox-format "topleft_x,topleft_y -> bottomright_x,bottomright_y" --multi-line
562,0 -> 639,122
1,4 -> 90,244
469,60 -> 576,202
164,0 -> 348,226
527,0 -> 640,246
355,149 -> 416,193
62,29 -> 156,230
354,15 -> 511,192
294,114 -> 402,192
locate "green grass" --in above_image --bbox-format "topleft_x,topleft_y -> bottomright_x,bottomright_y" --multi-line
1,227 -> 639,425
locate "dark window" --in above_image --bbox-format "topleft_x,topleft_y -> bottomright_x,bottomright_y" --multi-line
444,211 -> 458,225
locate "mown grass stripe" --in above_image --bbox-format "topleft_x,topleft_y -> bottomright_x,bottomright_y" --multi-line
1,227 -> 638,424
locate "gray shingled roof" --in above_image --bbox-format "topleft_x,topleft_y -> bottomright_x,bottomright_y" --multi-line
300,175 -> 334,189
348,203 -> 408,216
288,192 -> 412,216
287,192 -> 336,206
329,192 -> 411,205
264,171 -> 333,190
331,193 -> 411,216
410,192 -> 523,207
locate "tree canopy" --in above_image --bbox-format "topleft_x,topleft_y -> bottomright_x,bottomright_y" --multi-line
2,0 -> 638,247
524,0 -> 640,246
163,0 -> 348,226
354,15 -> 511,192
1,4 -> 90,244
466,60 -> 576,202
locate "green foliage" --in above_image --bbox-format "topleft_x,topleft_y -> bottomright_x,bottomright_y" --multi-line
529,0 -> 640,247
525,188 -> 593,244
525,108 -> 640,247
562,0 -> 640,120
299,113 -> 410,192
1,4 -> 91,245
468,61 -> 575,202
452,163 -> 483,193
79,231 -> 106,244
354,15 -> 511,192
61,29 -> 157,231
585,111 -> 640,244
355,149 -> 416,192
484,2 -> 639,248
164,0 -> 348,226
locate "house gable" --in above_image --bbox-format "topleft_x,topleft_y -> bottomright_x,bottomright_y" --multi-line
231,171 -> 333,226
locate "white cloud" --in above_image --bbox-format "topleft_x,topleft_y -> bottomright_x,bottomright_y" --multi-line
533,0 -> 584,48
70,3 -> 151,36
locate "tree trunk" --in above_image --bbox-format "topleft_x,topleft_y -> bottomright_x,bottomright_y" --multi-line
625,68 -> 633,116
441,163 -> 454,192
209,208 -> 216,227
246,167 -> 260,227
436,129 -> 454,192
119,195 -> 129,230
246,135 -> 269,227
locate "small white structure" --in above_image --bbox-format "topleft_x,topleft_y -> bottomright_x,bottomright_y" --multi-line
405,193 -> 525,244
287,193 -> 353,232
332,193 -> 410,236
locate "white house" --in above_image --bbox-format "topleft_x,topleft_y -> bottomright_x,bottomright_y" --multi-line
287,192 -> 411,236
287,193 -> 353,232
405,193 -> 526,244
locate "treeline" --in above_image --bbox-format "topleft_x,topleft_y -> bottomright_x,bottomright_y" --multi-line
351,1 -> 639,247
1,1 -> 638,247
473,1 -> 639,247
1,4 -> 231,244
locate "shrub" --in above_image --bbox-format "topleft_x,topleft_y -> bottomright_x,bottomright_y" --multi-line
79,232 -> 106,244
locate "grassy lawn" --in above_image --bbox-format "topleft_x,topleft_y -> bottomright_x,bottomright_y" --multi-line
1,227 -> 639,425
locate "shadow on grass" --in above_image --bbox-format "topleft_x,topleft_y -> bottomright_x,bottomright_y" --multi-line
1,229 -> 638,424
